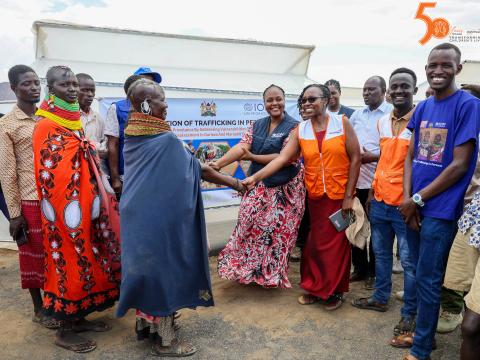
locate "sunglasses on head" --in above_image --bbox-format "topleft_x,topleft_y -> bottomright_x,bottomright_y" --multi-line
300,96 -> 325,104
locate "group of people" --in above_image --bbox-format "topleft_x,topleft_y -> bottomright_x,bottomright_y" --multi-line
0,42 -> 479,360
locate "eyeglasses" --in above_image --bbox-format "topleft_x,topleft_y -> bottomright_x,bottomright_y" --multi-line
300,96 -> 325,104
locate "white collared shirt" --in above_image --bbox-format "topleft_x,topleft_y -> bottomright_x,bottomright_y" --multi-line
349,101 -> 394,189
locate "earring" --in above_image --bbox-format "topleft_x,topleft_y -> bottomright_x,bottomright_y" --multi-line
48,94 -> 55,110
141,99 -> 151,115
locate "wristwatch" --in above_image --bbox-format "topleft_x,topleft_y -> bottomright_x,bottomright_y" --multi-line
412,193 -> 425,207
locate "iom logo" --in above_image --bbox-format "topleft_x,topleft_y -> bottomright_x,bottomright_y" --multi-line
244,103 -> 264,112
243,103 -> 265,115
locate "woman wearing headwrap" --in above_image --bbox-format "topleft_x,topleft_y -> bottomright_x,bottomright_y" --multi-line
33,66 -> 121,353
211,84 -> 305,288
117,78 -> 244,357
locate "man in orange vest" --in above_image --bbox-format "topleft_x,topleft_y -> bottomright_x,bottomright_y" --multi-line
352,68 -> 418,337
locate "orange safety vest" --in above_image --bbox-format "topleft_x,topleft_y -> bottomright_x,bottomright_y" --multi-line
372,112 -> 412,206
298,114 -> 350,200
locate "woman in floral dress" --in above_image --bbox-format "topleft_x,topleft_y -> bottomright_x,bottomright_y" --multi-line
212,85 -> 305,288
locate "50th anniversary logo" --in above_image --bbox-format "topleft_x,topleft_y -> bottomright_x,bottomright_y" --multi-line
414,2 -> 480,45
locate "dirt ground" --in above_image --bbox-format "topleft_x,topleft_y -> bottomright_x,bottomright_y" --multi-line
0,248 -> 461,359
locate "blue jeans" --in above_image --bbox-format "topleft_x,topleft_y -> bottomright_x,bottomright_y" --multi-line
407,216 -> 457,360
370,200 -> 416,318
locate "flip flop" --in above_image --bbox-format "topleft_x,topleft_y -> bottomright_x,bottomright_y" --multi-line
73,320 -> 112,333
391,333 -> 437,350
54,338 -> 97,353
297,294 -> 322,305
390,333 -> 413,348
152,339 -> 197,357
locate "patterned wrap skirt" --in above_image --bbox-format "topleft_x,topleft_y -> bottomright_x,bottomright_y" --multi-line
218,168 -> 305,288
18,200 -> 45,289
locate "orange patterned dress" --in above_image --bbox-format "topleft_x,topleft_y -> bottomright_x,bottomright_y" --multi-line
33,100 -> 121,320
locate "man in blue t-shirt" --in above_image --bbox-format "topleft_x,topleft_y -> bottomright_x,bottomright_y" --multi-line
398,43 -> 480,360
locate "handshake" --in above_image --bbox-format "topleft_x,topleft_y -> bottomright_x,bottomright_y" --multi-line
204,158 -> 258,195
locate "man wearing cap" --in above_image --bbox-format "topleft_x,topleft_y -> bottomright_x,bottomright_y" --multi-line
104,67 -> 162,197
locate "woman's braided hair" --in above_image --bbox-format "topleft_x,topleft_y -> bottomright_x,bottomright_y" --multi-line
324,79 -> 341,93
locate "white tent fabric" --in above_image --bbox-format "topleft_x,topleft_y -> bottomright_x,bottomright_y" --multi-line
32,20 -> 315,95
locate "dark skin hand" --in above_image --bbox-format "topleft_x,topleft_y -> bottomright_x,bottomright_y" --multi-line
9,215 -> 27,246
365,188 -> 374,218
107,135 -> 122,195
341,120 -> 362,217
400,135 -> 475,230
400,135 -> 421,230
240,149 -> 278,165
361,147 -> 379,164
200,164 -> 246,194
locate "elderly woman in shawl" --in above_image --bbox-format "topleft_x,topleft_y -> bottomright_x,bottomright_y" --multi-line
117,79 -> 244,357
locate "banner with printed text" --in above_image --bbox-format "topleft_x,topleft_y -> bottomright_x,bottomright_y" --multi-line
99,98 -> 301,208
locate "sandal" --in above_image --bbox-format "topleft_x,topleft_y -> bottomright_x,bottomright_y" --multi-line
390,333 -> 414,348
391,333 -> 437,350
152,339 -> 197,357
298,294 -> 322,305
32,313 -> 61,329
73,319 -> 112,333
324,293 -> 344,311
351,297 -> 388,312
394,317 -> 416,336
54,338 -> 97,353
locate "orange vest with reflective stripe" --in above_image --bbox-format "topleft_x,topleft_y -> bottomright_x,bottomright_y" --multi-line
298,115 -> 350,200
372,113 -> 412,206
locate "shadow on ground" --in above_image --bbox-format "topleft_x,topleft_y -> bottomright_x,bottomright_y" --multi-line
0,249 -> 460,359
